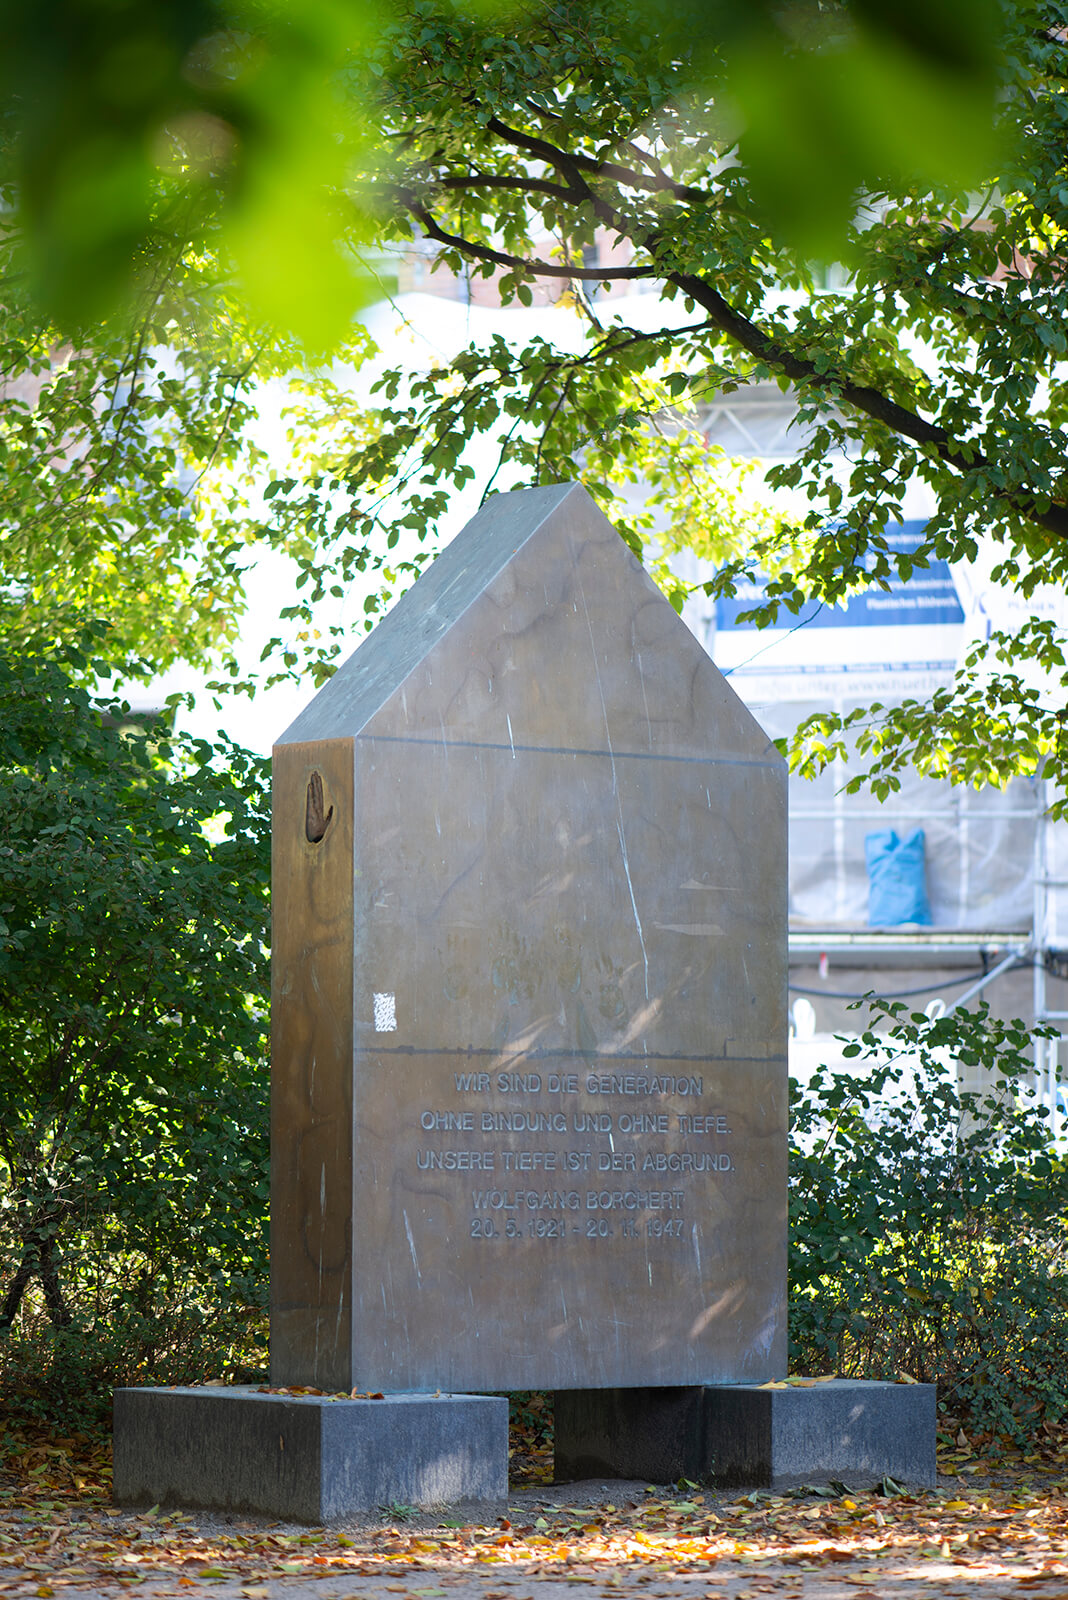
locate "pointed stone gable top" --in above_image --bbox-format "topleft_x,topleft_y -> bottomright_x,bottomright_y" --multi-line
276,481 -> 779,769
277,484 -> 576,747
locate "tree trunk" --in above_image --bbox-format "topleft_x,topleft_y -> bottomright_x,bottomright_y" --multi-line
0,1231 -> 72,1330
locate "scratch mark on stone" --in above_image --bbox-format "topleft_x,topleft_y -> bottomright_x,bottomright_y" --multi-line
573,565 -> 650,998
315,1164 -> 325,1372
617,815 -> 650,1000
636,651 -> 653,745
334,1280 -> 345,1352
506,713 -> 516,759
403,1209 -> 421,1286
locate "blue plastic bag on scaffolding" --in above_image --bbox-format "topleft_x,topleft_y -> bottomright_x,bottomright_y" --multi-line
865,828 -> 933,926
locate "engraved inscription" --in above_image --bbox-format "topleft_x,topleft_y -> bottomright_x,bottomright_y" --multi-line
411,1057 -> 737,1246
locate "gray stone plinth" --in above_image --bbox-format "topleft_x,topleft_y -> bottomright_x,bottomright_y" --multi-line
113,1386 -> 508,1522
554,1379 -> 936,1490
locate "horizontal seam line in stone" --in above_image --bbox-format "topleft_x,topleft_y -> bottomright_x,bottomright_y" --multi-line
355,733 -> 781,769
352,1046 -> 788,1063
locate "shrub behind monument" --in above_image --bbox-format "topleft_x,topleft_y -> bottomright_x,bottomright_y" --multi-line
0,644 -> 270,1428
790,1001 -> 1068,1441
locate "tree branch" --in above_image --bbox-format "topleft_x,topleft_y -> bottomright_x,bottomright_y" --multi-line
437,172 -> 577,202
400,197 -> 655,280
667,268 -> 1068,539
0,1212 -> 73,1331
0,1259 -> 34,1331
403,117 -> 1068,543
507,105 -> 712,203
40,1252 -> 72,1329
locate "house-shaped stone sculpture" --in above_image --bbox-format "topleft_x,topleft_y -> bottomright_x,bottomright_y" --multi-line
112,483 -> 935,1518
271,482 -> 789,1396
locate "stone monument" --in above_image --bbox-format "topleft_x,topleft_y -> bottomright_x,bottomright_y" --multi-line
271,480 -> 788,1396
113,481 -> 934,1517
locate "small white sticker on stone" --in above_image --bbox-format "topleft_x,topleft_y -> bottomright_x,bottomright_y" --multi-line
373,992 -> 397,1032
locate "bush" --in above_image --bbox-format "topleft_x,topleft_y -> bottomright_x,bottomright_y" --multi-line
0,646 -> 270,1430
789,1002 -> 1068,1441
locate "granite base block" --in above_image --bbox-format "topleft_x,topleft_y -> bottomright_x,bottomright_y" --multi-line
554,1380 -> 936,1491
113,1387 -> 508,1522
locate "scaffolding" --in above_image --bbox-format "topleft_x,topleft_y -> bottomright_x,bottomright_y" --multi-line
686,381 -> 1068,1121
785,776 -> 1068,1134
1031,783 -> 1068,1128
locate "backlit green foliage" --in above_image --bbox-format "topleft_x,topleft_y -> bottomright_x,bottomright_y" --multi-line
260,0 -> 1068,806
3,2 -> 1067,804
0,1 -> 1005,333
0,644 -> 271,1426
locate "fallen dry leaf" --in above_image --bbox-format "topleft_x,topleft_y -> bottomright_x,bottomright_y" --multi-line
3,1413 -> 1068,1597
